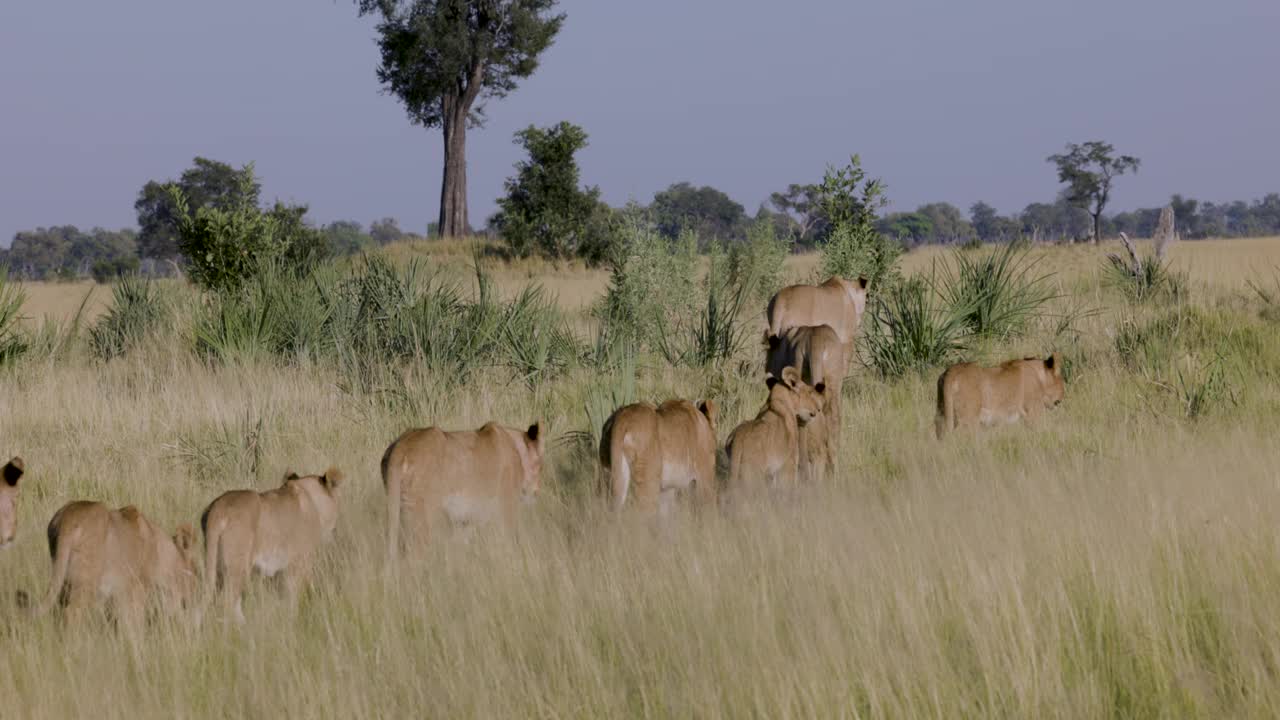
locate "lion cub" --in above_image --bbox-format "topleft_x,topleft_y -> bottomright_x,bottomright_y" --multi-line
935,354 -> 1065,438
765,325 -> 848,484
725,366 -> 826,501
201,468 -> 343,623
28,501 -> 199,627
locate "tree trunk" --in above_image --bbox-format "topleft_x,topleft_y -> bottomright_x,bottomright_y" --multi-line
1091,212 -> 1102,245
438,106 -> 469,238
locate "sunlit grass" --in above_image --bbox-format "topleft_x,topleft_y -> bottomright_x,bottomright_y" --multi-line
3,237 -> 1280,717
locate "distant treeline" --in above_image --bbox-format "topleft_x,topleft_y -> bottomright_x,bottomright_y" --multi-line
649,184 -> 1280,249
5,154 -> 1280,282
0,157 -> 420,282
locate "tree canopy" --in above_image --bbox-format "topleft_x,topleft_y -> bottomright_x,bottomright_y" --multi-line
650,183 -> 747,245
1047,141 -> 1140,243
135,157 -> 262,261
357,0 -> 565,237
491,121 -> 613,262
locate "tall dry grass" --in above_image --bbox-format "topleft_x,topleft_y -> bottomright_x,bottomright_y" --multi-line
2,237 -> 1280,717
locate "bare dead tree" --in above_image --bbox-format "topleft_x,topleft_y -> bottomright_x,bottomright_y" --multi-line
1108,205 -> 1176,278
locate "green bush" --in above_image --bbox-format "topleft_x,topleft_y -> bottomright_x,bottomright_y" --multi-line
492,121 -> 612,261
861,275 -> 973,378
817,156 -> 901,291
0,268 -> 29,366
729,217 -> 793,312
192,280 -> 283,364
1103,255 -> 1189,303
89,276 -> 170,360
168,165 -> 322,292
937,241 -> 1058,339
596,223 -> 699,357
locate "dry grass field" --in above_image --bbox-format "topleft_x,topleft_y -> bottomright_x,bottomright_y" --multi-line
4,237 -> 1280,718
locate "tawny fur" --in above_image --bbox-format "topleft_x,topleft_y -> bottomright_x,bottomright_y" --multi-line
381,422 -> 544,560
766,276 -> 869,357
201,468 -> 343,623
0,457 -> 26,549
598,399 -> 718,516
765,325 -> 848,484
936,353 -> 1066,439
29,501 -> 198,627
725,367 -> 826,503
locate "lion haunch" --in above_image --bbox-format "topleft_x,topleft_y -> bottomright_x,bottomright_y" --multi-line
381,422 -> 545,559
599,399 -> 717,516
28,501 -> 199,626
935,354 -> 1065,438
201,468 -> 343,623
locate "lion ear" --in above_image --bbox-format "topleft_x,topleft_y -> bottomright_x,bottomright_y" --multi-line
526,422 -> 542,444
765,373 -> 779,390
321,467 -> 344,491
284,471 -> 300,483
814,382 -> 827,395
697,400 -> 717,426
857,276 -> 869,291
174,524 -> 196,552
1044,354 -> 1060,375
3,457 -> 24,487
781,366 -> 801,387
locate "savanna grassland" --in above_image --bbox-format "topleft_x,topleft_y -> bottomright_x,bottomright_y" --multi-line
4,236 -> 1280,718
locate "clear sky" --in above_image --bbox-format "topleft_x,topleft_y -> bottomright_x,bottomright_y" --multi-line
1,0 -> 1277,243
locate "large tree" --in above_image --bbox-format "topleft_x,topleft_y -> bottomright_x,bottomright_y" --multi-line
1047,141 -> 1140,244
357,0 -> 565,238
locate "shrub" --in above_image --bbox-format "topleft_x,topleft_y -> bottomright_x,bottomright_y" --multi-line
686,243 -> 754,367
0,268 -> 29,366
937,241 -> 1058,339
89,276 -> 170,360
169,166 -> 322,292
729,217 -> 793,311
1103,255 -> 1188,303
91,255 -> 141,284
492,121 -> 607,261
192,280 -> 282,364
818,155 -> 902,291
317,255 -> 579,386
861,275 -> 973,378
596,223 -> 699,357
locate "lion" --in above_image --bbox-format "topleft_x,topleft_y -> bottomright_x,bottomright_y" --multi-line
766,275 -> 869,355
725,367 -> 826,502
935,353 -> 1065,438
201,467 -> 344,623
382,422 -> 544,559
599,399 -> 717,516
765,325 -> 848,484
0,457 -> 26,549
27,501 -> 199,627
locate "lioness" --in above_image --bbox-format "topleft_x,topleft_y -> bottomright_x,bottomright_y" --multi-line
0,457 -> 27,549
765,325 -> 848,484
725,367 -> 826,500
766,276 -> 869,355
599,399 -> 717,515
29,501 -> 199,626
382,422 -> 544,559
202,467 -> 343,622
935,354 -> 1065,438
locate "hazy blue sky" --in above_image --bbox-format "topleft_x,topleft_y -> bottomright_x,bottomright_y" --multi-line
2,0 -> 1277,242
